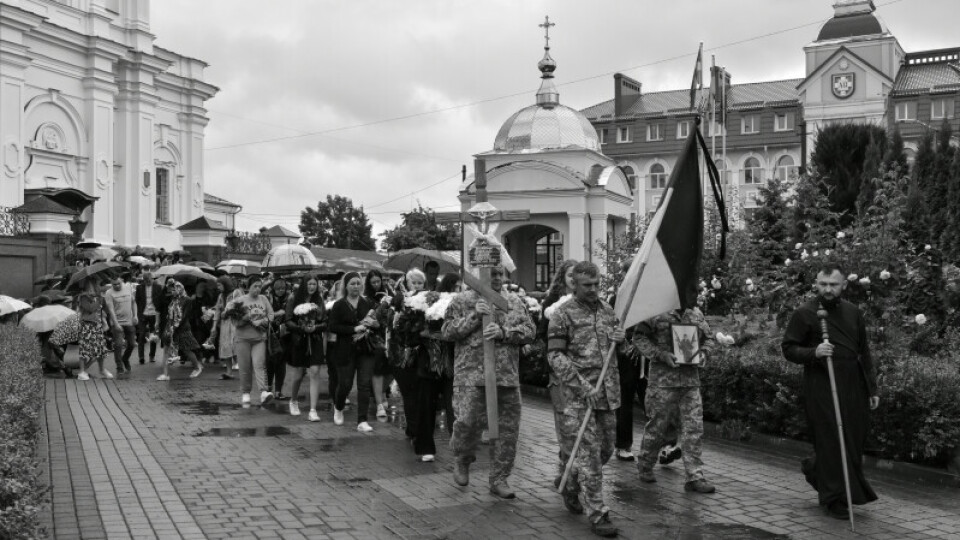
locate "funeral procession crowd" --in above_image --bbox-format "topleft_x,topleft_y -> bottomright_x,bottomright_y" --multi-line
4,250 -> 879,538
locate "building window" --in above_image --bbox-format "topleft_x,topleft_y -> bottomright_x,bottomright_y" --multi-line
742,157 -> 764,184
774,112 -> 795,132
714,159 -> 731,184
535,232 -> 564,292
156,168 -> 170,224
647,124 -> 664,141
745,190 -> 760,207
649,163 -> 668,189
741,114 -> 760,134
676,121 -> 690,139
598,128 -> 609,144
617,126 -> 632,143
774,155 -> 799,182
931,99 -> 953,120
708,120 -> 726,137
895,101 -> 917,122
651,195 -> 662,208
621,165 -> 637,192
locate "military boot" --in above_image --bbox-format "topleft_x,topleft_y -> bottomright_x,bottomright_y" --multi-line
590,512 -> 618,537
453,461 -> 470,486
638,467 -> 657,483
489,480 -> 516,499
562,491 -> 584,514
684,478 -> 716,494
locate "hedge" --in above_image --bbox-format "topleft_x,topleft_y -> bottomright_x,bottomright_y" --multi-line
0,325 -> 48,539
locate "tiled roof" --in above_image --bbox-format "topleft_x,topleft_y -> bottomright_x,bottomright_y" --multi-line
203,192 -> 241,208
177,215 -> 230,231
13,195 -> 75,215
581,78 -> 803,120
262,225 -> 300,238
892,62 -> 960,96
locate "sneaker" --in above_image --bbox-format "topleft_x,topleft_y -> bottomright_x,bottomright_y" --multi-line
167,356 -> 179,365
563,491 -> 584,514
376,403 -> 387,418
232,361 -> 238,370
616,449 -> 635,461
189,366 -> 203,379
308,409 -> 321,422
420,454 -> 435,462
684,478 -> 716,494
289,401 -> 301,416
219,373 -> 235,380
156,374 -> 170,381
590,512 -> 618,537
638,467 -> 657,484
77,372 -> 90,381
333,409 -> 344,425
260,391 -> 274,405
101,370 -> 114,380
658,445 -> 682,465
241,393 -> 251,405
357,422 -> 373,433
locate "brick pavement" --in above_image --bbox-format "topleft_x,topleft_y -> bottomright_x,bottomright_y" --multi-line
40,359 -> 960,539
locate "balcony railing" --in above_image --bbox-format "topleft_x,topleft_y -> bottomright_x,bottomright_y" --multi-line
0,207 -> 31,237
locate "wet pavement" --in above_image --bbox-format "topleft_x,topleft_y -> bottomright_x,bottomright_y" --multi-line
40,353 -> 960,539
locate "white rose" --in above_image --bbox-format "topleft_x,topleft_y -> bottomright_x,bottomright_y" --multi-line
746,283 -> 755,292
879,270 -> 891,280
836,231 -> 846,239
795,243 -> 803,250
711,278 -> 722,290
824,249 -> 831,256
699,280 -> 707,289
915,314 -> 927,325
847,273 -> 858,282
812,251 -> 819,257
800,250 -> 809,260
785,258 -> 792,266
925,244 -> 932,251
745,278 -> 753,285
859,277 -> 871,285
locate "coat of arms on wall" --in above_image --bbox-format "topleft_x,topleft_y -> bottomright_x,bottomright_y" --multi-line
832,73 -> 855,99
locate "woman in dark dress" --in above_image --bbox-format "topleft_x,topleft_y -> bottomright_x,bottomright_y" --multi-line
285,274 -> 326,421
363,270 -> 392,419
156,280 -> 203,381
390,269 -> 426,442
328,272 -> 380,432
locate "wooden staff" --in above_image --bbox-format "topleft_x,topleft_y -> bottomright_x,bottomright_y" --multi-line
817,306 -> 856,531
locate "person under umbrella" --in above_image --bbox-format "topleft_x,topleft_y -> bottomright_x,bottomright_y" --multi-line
156,280 -> 203,381
207,275 -> 242,380
75,278 -> 113,381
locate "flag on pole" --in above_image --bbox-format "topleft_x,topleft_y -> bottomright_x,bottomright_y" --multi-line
616,131 -> 707,329
689,42 -> 703,111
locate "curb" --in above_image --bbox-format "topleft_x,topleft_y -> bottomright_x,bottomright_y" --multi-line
519,383 -> 960,489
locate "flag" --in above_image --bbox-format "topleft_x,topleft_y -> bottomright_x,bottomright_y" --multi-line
616,131 -> 705,329
689,42 -> 703,111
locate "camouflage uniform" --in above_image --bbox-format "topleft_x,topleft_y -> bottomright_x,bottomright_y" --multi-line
442,289 -> 535,486
631,308 -> 714,481
547,297 -> 621,523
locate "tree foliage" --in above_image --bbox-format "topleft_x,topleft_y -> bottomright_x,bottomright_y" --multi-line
809,123 -> 887,223
299,195 -> 376,250
380,204 -> 461,252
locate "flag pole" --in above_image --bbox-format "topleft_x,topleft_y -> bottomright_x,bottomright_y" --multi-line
818,306 -> 856,531
557,260 -> 648,494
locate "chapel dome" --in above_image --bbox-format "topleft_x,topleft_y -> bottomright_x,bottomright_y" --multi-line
816,1 -> 888,41
492,27 -> 599,153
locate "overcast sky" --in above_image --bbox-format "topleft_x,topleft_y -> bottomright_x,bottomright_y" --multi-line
150,0 -> 957,245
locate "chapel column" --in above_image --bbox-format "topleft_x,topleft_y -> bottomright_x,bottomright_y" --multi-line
567,212 -> 586,261
0,5 -> 41,208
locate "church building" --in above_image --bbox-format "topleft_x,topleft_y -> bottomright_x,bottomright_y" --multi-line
582,0 -> 960,223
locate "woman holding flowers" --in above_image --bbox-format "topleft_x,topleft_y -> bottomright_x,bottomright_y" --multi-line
232,276 -> 275,406
285,274 -> 326,421
329,272 -> 380,432
156,280 -> 204,381
208,275 -> 242,380
390,268 -> 426,442
363,270 -> 392,418
411,273 -> 461,461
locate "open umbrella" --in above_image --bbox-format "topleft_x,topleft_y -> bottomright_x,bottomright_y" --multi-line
216,259 -> 262,276
38,289 -> 72,305
127,255 -> 153,266
262,245 -> 319,273
19,304 -> 76,333
153,264 -> 215,282
383,248 -> 460,275
34,273 -> 62,285
82,246 -> 118,261
65,261 -> 124,291
0,295 -> 32,317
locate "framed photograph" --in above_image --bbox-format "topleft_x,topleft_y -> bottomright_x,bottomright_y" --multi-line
671,324 -> 701,365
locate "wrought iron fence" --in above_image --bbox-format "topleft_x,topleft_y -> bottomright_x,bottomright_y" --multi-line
0,206 -> 31,237
225,231 -> 271,255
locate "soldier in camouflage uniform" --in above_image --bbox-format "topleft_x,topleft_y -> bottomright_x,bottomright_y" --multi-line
631,307 -> 716,493
547,262 -> 624,538
441,265 -> 535,499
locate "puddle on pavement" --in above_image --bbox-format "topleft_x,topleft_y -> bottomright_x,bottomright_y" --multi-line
680,523 -> 790,539
195,426 -> 294,437
176,400 -> 241,415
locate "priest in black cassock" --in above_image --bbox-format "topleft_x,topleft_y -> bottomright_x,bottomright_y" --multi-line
781,263 -> 879,519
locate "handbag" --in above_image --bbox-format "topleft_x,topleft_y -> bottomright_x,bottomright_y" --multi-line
267,326 -> 283,358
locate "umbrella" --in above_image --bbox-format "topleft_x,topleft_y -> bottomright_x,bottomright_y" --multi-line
82,246 -> 118,261
76,240 -> 101,249
152,264 -> 215,282
65,261 -> 124,291
262,245 -> 318,273
34,273 -> 62,285
0,295 -> 32,316
38,289 -> 72,304
186,261 -> 213,269
216,259 -> 262,276
383,248 -> 460,275
127,255 -> 153,266
19,304 -> 76,333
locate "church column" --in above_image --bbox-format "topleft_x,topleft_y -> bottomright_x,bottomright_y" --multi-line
0,6 -> 41,208
83,40 -> 121,245
567,212 -> 586,261
589,213 -> 609,270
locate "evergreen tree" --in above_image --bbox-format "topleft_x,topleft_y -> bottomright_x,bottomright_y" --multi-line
856,134 -> 884,216
748,176 -> 791,268
380,204 -> 461,252
884,127 -> 908,172
809,123 -> 886,224
942,150 -> 960,261
791,173 -> 840,247
901,177 -> 929,250
927,121 -> 956,246
299,195 -> 376,250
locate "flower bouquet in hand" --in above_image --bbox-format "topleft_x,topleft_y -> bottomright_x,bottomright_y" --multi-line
222,301 -> 247,322
294,302 -> 321,333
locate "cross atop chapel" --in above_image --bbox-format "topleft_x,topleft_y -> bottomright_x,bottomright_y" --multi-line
539,16 -> 555,49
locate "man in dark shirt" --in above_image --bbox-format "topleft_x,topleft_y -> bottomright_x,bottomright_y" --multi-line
781,263 -> 879,519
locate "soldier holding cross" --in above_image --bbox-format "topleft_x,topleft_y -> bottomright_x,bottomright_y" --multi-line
442,264 -> 535,498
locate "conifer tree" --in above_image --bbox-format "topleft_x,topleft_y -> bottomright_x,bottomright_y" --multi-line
857,134 -> 884,216
942,150 -> 960,261
884,127 -> 908,172
927,121 -> 956,246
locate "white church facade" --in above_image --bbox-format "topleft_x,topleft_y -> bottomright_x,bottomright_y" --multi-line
0,0 -> 219,249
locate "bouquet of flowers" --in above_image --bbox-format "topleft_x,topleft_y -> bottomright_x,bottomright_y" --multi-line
294,302 -> 321,332
201,307 -> 216,322
523,296 -> 541,314
425,293 -> 456,322
222,301 -> 247,322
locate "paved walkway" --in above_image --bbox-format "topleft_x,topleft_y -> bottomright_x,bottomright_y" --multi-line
40,360 -> 960,539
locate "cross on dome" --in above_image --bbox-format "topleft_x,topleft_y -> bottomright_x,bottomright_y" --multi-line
539,15 -> 555,50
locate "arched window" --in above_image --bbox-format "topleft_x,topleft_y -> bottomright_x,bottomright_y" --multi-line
649,163 -> 668,189
743,157 -> 764,185
621,166 -> 637,192
714,159 -> 730,184
774,155 -> 798,182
